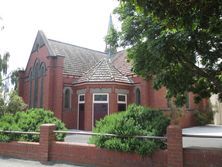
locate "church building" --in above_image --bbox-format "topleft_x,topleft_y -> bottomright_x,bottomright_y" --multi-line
18,29 -> 208,130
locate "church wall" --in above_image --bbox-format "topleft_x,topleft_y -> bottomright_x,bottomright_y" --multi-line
66,83 -> 134,131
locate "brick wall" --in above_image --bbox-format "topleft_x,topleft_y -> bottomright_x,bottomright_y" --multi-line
184,148 -> 222,167
50,142 -> 167,167
0,141 -> 41,161
1,125 -> 222,167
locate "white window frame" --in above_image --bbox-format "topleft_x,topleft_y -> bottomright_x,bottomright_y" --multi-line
117,94 -> 127,104
78,94 -> 85,104
77,94 -> 85,129
93,93 -> 109,103
92,93 -> 109,128
117,94 -> 127,111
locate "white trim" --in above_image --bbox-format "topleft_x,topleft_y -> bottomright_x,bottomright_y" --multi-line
92,93 -> 109,128
117,94 -> 127,104
93,93 -> 109,103
78,94 -> 85,103
77,94 -> 85,130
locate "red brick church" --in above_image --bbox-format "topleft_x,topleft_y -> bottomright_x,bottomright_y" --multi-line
18,30 -> 208,130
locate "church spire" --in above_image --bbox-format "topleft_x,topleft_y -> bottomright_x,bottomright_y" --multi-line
105,14 -> 117,58
107,14 -> 113,33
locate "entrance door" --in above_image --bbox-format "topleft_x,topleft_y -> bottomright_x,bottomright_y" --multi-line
78,94 -> 85,130
93,94 -> 109,127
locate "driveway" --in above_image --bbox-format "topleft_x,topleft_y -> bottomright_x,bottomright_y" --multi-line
64,130 -> 91,144
0,156 -> 86,167
183,125 -> 222,148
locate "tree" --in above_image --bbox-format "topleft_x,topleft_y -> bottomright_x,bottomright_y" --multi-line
0,52 -> 10,94
10,68 -> 23,90
111,1 -> 222,105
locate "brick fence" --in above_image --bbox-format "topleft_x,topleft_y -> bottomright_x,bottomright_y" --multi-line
0,124 -> 222,167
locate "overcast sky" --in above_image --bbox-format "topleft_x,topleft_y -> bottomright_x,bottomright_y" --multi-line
0,0 -> 119,73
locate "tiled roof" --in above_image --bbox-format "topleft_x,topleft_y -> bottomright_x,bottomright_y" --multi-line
111,51 -> 133,76
74,58 -> 133,84
48,39 -> 106,76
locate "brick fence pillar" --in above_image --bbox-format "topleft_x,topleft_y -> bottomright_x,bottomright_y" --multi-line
40,124 -> 56,162
167,125 -> 183,167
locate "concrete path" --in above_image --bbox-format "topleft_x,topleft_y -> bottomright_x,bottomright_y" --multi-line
64,130 -> 91,144
0,156 -> 86,167
183,125 -> 222,148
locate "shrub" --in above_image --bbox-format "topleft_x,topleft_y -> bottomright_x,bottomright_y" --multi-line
89,104 -> 170,156
0,108 -> 67,142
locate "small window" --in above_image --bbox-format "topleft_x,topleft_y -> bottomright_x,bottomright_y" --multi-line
94,94 -> 108,103
135,88 -> 141,105
118,94 -> 126,102
79,94 -> 85,103
118,94 -> 127,111
64,88 -> 72,109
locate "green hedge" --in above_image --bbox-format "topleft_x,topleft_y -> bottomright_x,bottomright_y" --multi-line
0,108 -> 67,142
89,104 -> 170,156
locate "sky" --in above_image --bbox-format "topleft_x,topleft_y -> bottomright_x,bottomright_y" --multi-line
0,0 -> 119,73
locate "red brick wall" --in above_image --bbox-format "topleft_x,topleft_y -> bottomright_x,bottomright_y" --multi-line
1,124 -> 222,167
0,141 -> 41,161
50,142 -> 167,167
184,148 -> 222,167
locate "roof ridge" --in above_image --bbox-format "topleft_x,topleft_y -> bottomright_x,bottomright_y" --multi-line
82,58 -> 105,80
88,59 -> 105,80
48,39 -> 107,55
106,59 -> 115,80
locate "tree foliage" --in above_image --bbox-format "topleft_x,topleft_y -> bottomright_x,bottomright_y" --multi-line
0,52 -> 10,93
10,68 -> 23,90
112,0 -> 222,105
0,90 -> 27,116
0,108 -> 67,142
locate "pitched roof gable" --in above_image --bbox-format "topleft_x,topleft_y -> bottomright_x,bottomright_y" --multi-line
74,58 -> 133,84
48,39 -> 106,76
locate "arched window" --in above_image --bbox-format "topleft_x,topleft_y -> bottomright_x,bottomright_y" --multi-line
29,69 -> 33,108
63,87 -> 72,110
135,88 -> 141,105
33,61 -> 40,107
39,63 -> 46,107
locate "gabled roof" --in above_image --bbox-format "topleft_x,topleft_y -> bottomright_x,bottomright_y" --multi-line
28,31 -> 134,84
48,39 -> 106,76
111,51 -> 133,76
74,58 -> 133,84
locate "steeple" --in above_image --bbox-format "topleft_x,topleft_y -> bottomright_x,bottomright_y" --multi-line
107,14 -> 113,33
105,14 -> 117,58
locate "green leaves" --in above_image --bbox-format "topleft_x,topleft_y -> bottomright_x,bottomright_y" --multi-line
0,108 -> 67,142
113,0 -> 222,104
90,104 -> 170,156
